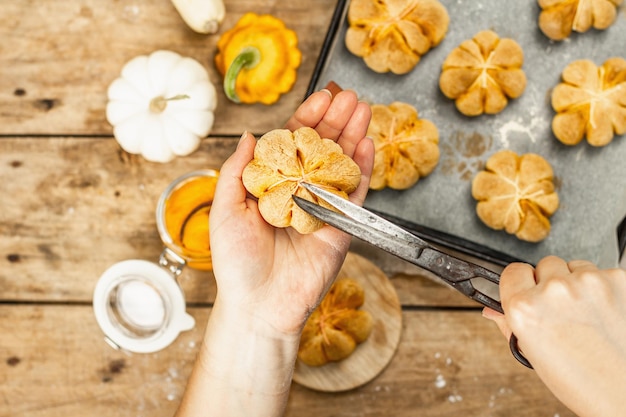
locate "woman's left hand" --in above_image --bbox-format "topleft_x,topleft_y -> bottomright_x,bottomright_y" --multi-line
209,88 -> 374,336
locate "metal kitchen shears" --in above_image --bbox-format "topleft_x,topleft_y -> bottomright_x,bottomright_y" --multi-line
293,182 -> 532,369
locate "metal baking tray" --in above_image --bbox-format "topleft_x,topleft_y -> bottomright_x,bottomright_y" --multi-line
307,0 -> 626,267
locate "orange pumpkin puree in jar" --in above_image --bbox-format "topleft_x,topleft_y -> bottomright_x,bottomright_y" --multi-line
156,170 -> 219,270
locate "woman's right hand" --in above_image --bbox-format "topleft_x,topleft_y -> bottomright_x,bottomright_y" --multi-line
483,256 -> 626,417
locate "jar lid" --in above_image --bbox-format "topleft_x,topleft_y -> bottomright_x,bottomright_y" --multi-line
93,259 -> 195,353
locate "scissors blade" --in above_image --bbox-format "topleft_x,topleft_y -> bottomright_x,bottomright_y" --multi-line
293,194 -> 423,263
299,182 -> 429,246
294,184 -> 501,296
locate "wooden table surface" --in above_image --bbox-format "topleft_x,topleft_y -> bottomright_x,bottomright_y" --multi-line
4,1 -> 620,416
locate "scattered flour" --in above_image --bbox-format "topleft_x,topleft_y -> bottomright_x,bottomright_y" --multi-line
435,374 -> 447,389
497,117 -> 544,147
448,394 -> 463,403
122,5 -> 140,22
487,386 -> 514,408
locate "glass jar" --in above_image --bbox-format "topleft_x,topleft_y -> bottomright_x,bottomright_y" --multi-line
156,169 -> 219,271
93,259 -> 195,353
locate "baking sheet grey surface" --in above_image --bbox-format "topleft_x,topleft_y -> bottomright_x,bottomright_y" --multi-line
312,0 -> 626,268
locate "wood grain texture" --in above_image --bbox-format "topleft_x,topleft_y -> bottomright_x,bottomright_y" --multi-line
0,0 -> 336,136
0,137 -> 230,303
0,305 -> 575,417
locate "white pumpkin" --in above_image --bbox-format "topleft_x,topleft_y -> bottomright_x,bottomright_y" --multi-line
171,0 -> 225,34
106,50 -> 217,163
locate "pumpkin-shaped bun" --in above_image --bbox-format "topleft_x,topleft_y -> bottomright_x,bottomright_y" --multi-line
551,58 -> 626,147
345,0 -> 449,74
298,278 -> 373,366
439,30 -> 527,116
472,150 -> 559,243
367,102 -> 439,190
538,0 -> 622,41
242,127 -> 361,234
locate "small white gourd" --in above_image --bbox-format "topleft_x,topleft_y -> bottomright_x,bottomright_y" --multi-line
171,0 -> 225,34
106,50 -> 217,163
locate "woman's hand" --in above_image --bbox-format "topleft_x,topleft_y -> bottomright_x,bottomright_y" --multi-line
175,89 -> 373,417
209,89 -> 374,336
484,256 -> 626,417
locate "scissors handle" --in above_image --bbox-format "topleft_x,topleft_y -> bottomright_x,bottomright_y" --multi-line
416,247 -> 502,310
510,335 -> 533,369
415,247 -> 533,369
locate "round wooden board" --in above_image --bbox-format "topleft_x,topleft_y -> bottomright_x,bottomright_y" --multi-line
292,251 -> 403,392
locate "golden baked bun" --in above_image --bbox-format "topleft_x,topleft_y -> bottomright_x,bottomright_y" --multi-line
471,150 -> 559,243
242,127 -> 361,234
439,30 -> 527,116
368,102 -> 439,190
538,0 -> 622,41
298,278 -> 373,366
345,0 -> 449,74
551,58 -> 626,147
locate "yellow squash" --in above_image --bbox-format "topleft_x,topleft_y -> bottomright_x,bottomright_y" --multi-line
215,13 -> 302,105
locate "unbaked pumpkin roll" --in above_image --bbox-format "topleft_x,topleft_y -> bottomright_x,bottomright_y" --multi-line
471,150 -> 559,243
367,102 -> 439,190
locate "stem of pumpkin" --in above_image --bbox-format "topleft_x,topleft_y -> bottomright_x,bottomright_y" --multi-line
223,46 -> 261,103
149,94 -> 190,113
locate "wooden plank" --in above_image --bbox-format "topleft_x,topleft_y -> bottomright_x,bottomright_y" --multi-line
0,305 -> 575,417
0,136 -> 232,303
1,137 -> 479,306
0,0 -> 337,136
